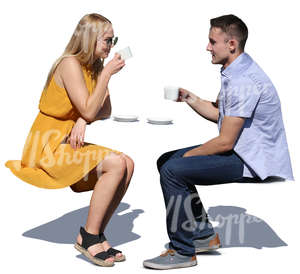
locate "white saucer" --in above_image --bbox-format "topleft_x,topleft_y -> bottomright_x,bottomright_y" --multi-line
147,117 -> 173,125
113,115 -> 139,122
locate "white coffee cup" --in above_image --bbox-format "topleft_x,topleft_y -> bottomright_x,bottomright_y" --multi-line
117,46 -> 133,60
164,86 -> 179,101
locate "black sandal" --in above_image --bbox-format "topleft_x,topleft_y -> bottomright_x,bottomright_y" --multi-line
99,232 -> 126,262
74,227 -> 114,267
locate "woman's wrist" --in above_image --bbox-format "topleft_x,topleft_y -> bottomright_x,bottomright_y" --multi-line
77,116 -> 88,124
99,67 -> 112,81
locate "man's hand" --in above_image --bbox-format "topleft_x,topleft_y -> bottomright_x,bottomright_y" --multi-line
67,117 -> 87,150
177,88 -> 198,104
178,88 -> 219,123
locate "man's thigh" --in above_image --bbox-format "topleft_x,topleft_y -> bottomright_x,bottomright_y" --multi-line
169,144 -> 202,160
157,145 -> 201,172
166,150 -> 244,185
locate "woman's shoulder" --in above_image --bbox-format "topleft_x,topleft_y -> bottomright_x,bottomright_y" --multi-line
57,56 -> 87,83
59,56 -> 82,71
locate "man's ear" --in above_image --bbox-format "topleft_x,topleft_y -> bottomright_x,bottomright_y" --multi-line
229,39 -> 238,54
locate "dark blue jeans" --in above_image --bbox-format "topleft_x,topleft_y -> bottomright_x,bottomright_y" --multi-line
157,144 -> 256,256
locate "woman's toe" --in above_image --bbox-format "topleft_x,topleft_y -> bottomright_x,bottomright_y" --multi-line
106,257 -> 114,263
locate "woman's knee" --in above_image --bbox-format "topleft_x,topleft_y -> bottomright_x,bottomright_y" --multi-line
102,153 -> 127,175
122,154 -> 134,174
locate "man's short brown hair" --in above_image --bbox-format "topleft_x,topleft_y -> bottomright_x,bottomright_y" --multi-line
210,14 -> 248,51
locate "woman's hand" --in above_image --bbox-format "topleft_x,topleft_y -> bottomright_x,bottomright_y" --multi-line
102,53 -> 125,77
67,117 -> 87,150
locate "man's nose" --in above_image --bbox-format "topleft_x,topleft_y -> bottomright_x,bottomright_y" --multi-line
206,43 -> 212,51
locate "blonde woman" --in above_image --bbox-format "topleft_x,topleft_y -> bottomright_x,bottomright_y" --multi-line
5,13 -> 134,267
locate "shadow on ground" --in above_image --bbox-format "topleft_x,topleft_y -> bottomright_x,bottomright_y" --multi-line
23,202 -> 144,248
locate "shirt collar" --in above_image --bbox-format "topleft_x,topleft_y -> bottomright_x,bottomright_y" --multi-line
220,52 -> 252,78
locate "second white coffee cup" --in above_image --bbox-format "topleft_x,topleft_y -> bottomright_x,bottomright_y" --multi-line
164,86 -> 179,101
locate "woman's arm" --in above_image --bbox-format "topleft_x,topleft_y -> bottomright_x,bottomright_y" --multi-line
66,116 -> 87,149
94,89 -> 112,121
85,90 -> 111,124
60,54 -> 124,122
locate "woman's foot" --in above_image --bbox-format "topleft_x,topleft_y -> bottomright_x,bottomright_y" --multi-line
101,239 -> 124,259
76,233 -> 114,263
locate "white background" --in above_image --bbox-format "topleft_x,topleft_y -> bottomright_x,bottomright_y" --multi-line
1,0 -> 299,273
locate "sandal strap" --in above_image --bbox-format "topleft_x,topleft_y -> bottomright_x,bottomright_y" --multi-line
80,226 -> 101,249
98,232 -> 107,243
94,250 -> 113,260
107,247 -> 122,256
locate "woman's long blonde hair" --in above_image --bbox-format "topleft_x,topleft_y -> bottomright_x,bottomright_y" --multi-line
43,13 -> 111,90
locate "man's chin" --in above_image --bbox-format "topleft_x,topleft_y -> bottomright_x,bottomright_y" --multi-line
211,58 -> 221,65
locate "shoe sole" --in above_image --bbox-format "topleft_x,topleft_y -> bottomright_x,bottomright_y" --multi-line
143,260 -> 197,270
195,244 -> 221,253
74,243 -> 114,267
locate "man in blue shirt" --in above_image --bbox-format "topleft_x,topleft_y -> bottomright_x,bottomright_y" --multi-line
143,14 -> 294,270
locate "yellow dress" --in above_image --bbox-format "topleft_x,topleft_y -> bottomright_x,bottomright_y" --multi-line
5,65 -> 120,189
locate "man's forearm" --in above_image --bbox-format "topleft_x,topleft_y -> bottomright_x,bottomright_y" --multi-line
184,136 -> 232,157
187,96 -> 219,123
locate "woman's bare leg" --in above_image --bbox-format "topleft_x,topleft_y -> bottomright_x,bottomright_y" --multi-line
76,153 -> 127,262
98,155 -> 134,258
99,154 -> 134,233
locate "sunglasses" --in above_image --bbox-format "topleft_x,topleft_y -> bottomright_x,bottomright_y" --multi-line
103,36 -> 118,47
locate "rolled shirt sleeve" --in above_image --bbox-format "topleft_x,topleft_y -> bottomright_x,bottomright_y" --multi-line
224,78 -> 261,118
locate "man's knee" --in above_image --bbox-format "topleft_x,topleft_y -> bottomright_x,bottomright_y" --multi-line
159,159 -> 177,180
157,152 -> 172,172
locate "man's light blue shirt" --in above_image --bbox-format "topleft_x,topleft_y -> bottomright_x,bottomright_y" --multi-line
217,52 -> 294,181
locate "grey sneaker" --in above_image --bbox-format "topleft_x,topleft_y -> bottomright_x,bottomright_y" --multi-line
143,249 -> 197,270
193,233 -> 221,253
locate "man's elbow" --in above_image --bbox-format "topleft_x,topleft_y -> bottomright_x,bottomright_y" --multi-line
219,138 -> 234,152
